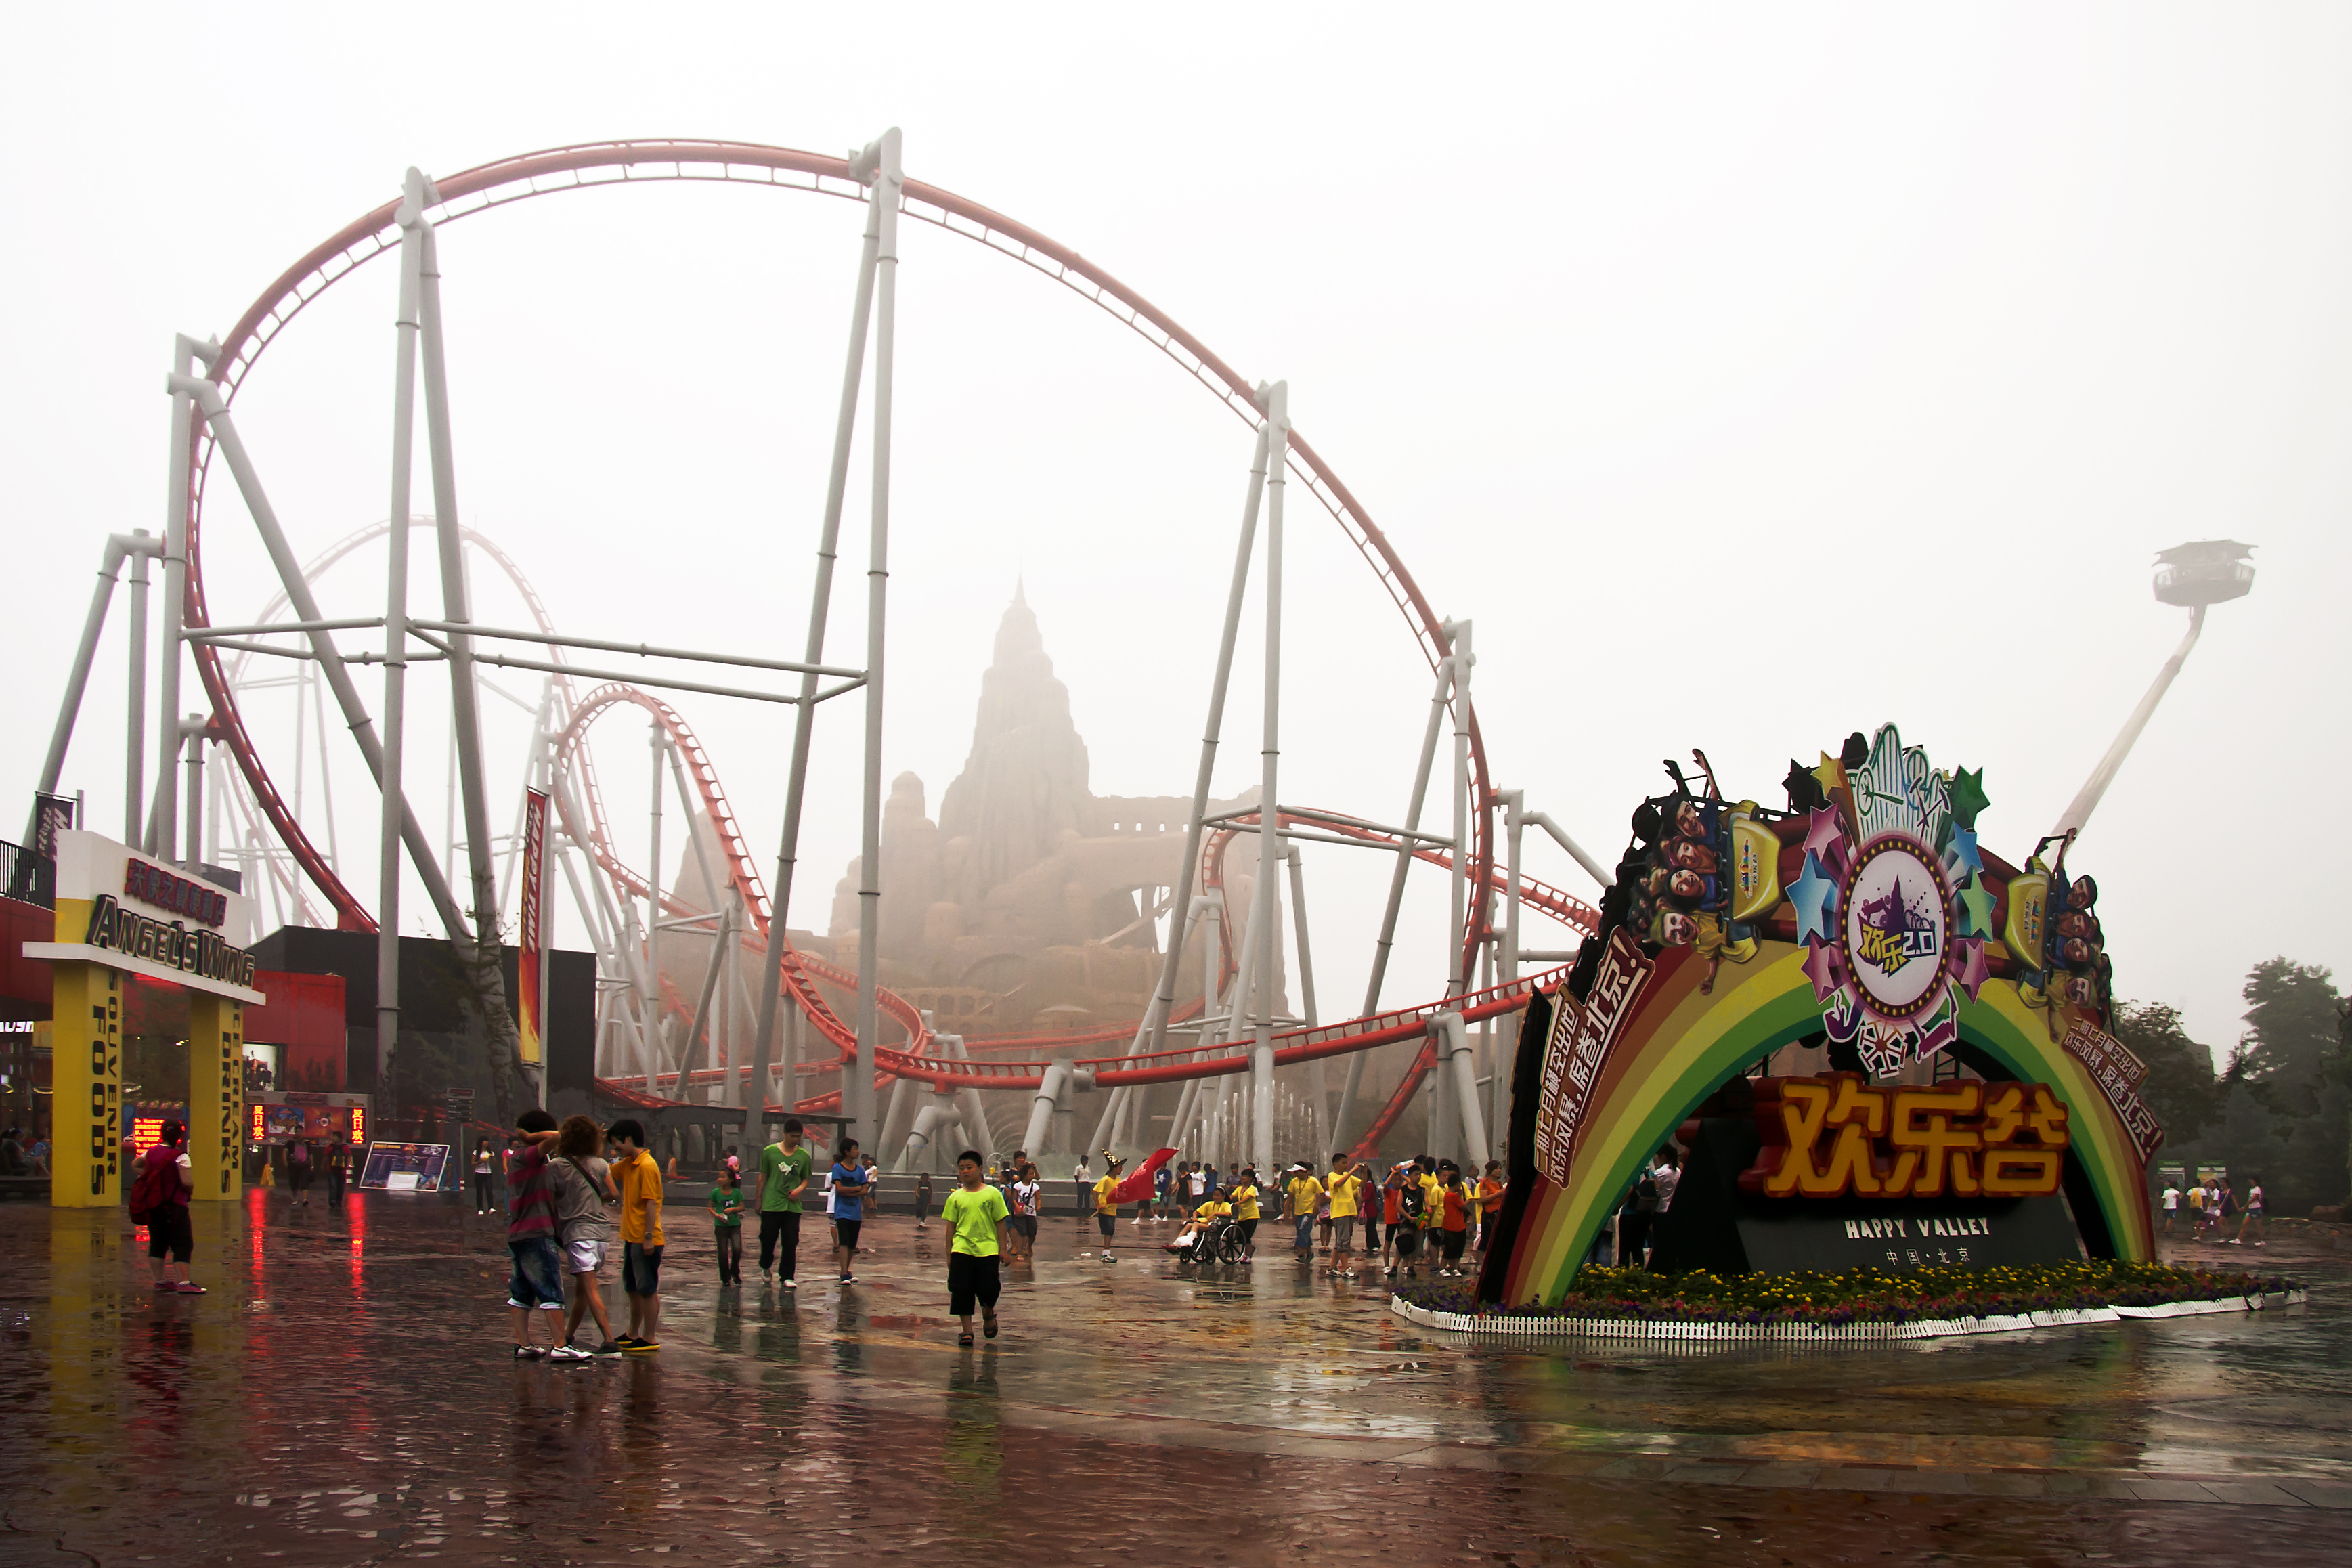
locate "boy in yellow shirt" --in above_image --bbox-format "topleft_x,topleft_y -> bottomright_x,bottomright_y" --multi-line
1089,1154 -> 1125,1264
1283,1164 -> 1326,1263
1324,1154 -> 1364,1278
607,1118 -> 665,1354
1227,1168 -> 1263,1261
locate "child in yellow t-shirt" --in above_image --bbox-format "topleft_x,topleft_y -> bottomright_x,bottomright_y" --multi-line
1227,1173 -> 1261,1261
1089,1156 -> 1125,1264
1283,1165 -> 1326,1261
1324,1158 -> 1364,1277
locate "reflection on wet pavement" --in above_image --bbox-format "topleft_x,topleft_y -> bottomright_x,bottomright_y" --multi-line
3,1194 -> 2347,1565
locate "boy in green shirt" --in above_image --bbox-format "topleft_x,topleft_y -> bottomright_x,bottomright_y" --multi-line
709,1168 -> 745,1286
755,1117 -> 814,1290
944,1150 -> 1011,1347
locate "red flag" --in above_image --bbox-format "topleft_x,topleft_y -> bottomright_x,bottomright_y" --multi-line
1110,1147 -> 1177,1205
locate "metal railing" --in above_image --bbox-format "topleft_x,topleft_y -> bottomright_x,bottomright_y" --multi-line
1,841 -> 55,909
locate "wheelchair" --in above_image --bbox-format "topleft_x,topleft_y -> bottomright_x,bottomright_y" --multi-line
1167,1215 -> 1248,1266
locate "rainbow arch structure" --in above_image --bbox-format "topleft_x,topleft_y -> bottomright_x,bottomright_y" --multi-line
1491,946 -> 2160,1306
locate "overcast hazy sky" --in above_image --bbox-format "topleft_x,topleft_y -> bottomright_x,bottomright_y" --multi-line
4,6 -> 2346,1062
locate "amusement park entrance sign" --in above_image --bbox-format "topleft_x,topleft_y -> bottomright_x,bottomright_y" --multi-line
20,830 -> 260,1208
1492,724 -> 2162,1306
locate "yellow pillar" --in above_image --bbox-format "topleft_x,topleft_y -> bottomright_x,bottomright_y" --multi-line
49,961 -> 123,1208
188,993 -> 244,1202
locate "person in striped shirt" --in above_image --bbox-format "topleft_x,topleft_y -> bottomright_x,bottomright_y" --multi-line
504,1109 -> 566,1360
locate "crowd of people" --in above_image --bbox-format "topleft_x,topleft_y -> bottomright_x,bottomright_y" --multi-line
1129,1152 -> 1508,1279
2160,1173 -> 2266,1245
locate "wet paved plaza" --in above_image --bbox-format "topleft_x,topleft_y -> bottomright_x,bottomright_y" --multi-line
4,1194 -> 2351,1566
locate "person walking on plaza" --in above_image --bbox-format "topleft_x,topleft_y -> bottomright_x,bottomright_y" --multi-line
915,1169 -> 934,1233
829,1137 -> 870,1286
1227,1165 -> 1261,1262
547,1116 -> 619,1362
2160,1179 -> 2181,1235
2236,1181 -> 2266,1245
287,1137 -> 312,1206
1282,1163 -> 1323,1264
129,1120 -> 203,1294
503,1109 -> 565,1359
607,1118 -> 664,1353
756,1118 -> 813,1289
1007,1163 -> 1039,1265
945,1149 -> 1011,1347
473,1141 -> 498,1213
1476,1162 -> 1506,1257
324,1137 -> 349,1206
1324,1154 -> 1362,1278
710,1164 -> 745,1285
1089,1155 -> 1124,1262
1152,1160 -> 1173,1223
1435,1163 -> 1473,1276
1073,1152 -> 1092,1233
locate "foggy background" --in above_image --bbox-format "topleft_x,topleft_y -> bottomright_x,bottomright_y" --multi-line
3,6 -> 2346,1067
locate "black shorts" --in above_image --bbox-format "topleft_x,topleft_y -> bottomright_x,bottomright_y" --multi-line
1394,1225 -> 1422,1257
947,1251 -> 1001,1317
834,1219 -> 862,1251
146,1204 -> 193,1263
622,1242 -> 663,1297
1441,1228 -> 1467,1262
1097,1213 -> 1116,1238
1013,1214 -> 1037,1238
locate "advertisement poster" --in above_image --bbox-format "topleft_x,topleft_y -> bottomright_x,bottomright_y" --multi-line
360,1141 -> 454,1193
517,787 -> 548,1066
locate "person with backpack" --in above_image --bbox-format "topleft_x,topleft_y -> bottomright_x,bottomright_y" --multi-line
287,1138 -> 313,1206
131,1120 -> 204,1294
546,1115 -> 621,1362
325,1137 -> 349,1206
1619,1166 -> 1659,1267
1386,1162 -> 1431,1279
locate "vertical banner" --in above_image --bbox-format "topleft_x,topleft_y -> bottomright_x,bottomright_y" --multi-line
51,963 -> 123,1208
517,788 -> 548,1068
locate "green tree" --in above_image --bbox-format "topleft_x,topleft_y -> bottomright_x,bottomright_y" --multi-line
2229,959 -> 2349,1212
2112,1001 -> 2218,1146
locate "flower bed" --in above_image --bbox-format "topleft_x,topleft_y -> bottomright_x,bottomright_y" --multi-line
1395,1261 -> 2299,1330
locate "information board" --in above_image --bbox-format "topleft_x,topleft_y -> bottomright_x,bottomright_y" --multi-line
359,1141 -> 454,1193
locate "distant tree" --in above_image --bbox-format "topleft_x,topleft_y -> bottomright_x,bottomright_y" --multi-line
2230,959 -> 2350,1211
2112,1001 -> 2218,1146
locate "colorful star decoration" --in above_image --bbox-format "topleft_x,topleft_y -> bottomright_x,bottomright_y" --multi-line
1802,938 -> 1845,1001
1801,806 -> 1849,873
1790,852 -> 1839,945
1948,766 -> 1990,830
1956,871 -> 1997,939
1810,751 -> 1848,803
1942,823 -> 1982,882
1953,936 -> 1991,1003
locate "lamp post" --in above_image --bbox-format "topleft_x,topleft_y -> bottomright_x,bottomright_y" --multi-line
2051,540 -> 2255,842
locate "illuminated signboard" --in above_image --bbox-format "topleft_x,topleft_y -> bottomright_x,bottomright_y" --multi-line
131,1116 -> 169,1160
348,1106 -> 366,1146
360,1142 -> 451,1192
249,1104 -> 265,1141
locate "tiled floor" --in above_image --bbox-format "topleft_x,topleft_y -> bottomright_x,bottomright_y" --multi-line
1,1195 -> 2344,1565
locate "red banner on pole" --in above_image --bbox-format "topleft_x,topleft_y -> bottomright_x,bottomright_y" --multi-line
1110,1148 -> 1177,1205
518,787 -> 549,1066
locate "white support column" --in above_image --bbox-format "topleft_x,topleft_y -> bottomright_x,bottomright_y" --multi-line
1252,383 -> 1288,1183
377,170 -> 428,1087
643,715 -> 665,1084
124,533 -> 150,846
850,128 -> 905,1154
149,334 -> 215,858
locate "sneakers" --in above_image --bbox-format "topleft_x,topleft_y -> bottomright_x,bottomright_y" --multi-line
175,1282 -> 208,1294
838,1275 -> 857,1285
591,1341 -> 623,1358
1385,1265 -> 1397,1279
613,1336 -> 645,1351
1101,1252 -> 1117,1263
548,1345 -> 592,1362
152,1280 -> 177,1292
622,1338 -> 660,1355
513,1345 -> 545,1361
783,1278 -> 797,1290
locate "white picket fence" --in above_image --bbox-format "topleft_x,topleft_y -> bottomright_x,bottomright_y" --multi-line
1389,1289 -> 2307,1343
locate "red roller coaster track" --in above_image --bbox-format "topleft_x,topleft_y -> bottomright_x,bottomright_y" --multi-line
177,139 -> 1594,1154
